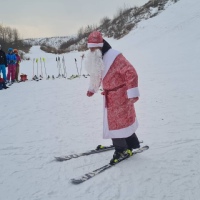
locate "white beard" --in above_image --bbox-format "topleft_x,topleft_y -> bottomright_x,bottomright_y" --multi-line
85,49 -> 104,92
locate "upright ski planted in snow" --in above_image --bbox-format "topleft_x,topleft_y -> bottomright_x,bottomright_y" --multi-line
71,145 -> 149,184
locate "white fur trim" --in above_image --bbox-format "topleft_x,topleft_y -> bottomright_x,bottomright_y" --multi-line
87,43 -> 103,48
102,97 -> 138,139
127,87 -> 140,98
102,49 -> 121,79
88,86 -> 95,93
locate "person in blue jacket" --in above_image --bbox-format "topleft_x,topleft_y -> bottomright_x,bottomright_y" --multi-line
0,44 -> 7,82
6,48 -> 17,83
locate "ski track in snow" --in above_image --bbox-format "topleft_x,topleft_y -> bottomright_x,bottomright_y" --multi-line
1,0 -> 200,199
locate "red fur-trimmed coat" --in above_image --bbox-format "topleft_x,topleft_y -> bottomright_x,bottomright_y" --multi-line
102,49 -> 140,139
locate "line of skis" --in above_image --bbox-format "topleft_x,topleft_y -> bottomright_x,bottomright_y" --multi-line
31,55 -> 88,81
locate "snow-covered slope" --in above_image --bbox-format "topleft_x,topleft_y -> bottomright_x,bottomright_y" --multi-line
23,36 -> 75,49
1,0 -> 200,199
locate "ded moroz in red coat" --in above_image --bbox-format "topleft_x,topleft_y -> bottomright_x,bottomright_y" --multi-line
88,48 -> 140,139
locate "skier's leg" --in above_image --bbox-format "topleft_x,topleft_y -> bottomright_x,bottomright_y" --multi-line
112,138 -> 127,152
1,65 -> 7,81
110,138 -> 132,164
7,65 -> 11,82
15,66 -> 19,81
125,133 -> 140,150
11,65 -> 16,82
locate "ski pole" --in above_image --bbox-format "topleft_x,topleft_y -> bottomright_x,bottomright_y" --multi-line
74,58 -> 79,77
36,58 -> 39,77
43,58 -> 47,79
80,54 -> 85,77
62,56 -> 67,78
58,57 -> 63,76
40,57 -> 43,78
33,58 -> 35,78
56,57 -> 60,77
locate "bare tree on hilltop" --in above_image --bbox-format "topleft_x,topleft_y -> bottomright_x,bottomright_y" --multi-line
0,24 -> 31,54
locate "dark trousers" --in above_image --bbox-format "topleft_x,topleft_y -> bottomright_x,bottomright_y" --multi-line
112,133 -> 140,152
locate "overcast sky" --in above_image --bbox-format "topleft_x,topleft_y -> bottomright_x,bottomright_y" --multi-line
0,0 -> 149,39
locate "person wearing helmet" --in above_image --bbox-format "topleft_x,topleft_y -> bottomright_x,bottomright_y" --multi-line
0,44 -> 7,82
13,49 -> 21,82
6,48 -> 17,84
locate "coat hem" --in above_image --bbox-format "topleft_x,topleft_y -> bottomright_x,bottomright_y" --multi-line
103,104 -> 138,139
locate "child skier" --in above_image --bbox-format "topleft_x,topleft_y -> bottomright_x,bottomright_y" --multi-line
6,48 -> 17,84
13,49 -> 21,82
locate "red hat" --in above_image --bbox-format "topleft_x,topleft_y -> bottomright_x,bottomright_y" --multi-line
87,31 -> 103,48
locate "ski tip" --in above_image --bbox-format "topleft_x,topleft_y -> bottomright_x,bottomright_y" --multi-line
142,145 -> 149,150
71,179 -> 83,184
55,156 -> 72,161
54,157 -> 64,162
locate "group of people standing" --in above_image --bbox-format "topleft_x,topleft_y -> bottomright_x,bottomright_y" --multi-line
0,44 -> 21,90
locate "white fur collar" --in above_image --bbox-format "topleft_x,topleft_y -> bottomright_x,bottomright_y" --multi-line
102,49 -> 121,79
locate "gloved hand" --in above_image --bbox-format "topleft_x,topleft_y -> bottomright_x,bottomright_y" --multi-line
87,91 -> 94,97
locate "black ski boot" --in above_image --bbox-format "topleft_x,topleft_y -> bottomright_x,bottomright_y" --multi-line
110,149 -> 132,165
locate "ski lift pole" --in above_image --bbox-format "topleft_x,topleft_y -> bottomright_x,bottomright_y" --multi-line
74,58 -> 79,77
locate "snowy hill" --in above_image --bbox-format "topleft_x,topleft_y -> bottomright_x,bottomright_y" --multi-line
22,0 -> 178,53
1,0 -> 200,199
23,36 -> 75,49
